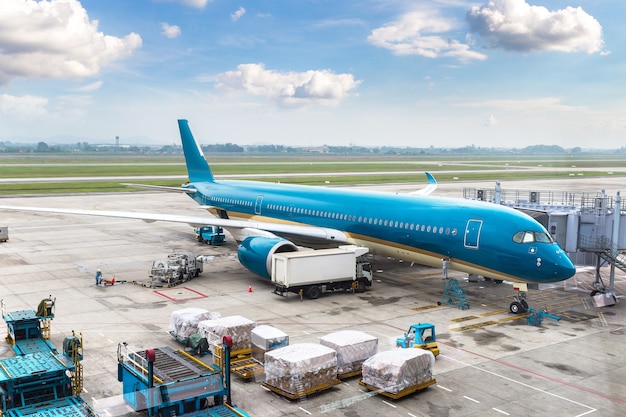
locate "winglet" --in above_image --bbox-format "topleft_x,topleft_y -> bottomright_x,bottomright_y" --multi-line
410,171 -> 438,196
178,119 -> 215,183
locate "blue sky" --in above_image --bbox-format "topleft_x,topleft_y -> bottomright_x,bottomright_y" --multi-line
0,0 -> 624,148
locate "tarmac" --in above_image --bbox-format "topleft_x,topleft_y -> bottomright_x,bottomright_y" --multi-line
0,182 -> 625,417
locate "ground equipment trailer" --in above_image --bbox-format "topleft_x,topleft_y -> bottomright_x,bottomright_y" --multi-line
1,298 -> 97,416
396,323 -> 440,357
195,225 -> 226,245
271,245 -> 373,299
117,336 -> 250,417
148,252 -> 203,287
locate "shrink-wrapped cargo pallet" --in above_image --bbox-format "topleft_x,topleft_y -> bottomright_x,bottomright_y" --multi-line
251,325 -> 289,362
362,348 -> 435,395
198,315 -> 256,352
169,308 -> 221,340
320,330 -> 378,377
264,343 -> 339,398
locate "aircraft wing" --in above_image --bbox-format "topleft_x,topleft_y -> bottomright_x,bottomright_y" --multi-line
410,172 -> 437,196
0,205 -> 348,243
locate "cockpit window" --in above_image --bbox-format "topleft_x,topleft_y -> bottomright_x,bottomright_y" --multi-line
512,231 -> 554,244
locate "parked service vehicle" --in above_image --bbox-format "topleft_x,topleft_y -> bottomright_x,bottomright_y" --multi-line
271,246 -> 373,299
150,252 -> 203,286
195,225 -> 226,245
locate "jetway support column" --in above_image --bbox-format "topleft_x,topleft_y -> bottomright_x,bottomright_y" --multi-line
593,191 -> 620,306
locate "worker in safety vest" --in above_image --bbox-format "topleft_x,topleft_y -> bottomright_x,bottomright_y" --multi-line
95,269 -> 102,285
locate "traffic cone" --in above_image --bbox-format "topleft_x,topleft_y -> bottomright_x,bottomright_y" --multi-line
248,283 -> 253,293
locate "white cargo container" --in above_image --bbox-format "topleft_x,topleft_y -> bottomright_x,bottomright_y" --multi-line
271,245 -> 372,299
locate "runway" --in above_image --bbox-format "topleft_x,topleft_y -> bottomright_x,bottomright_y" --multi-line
0,190 -> 624,417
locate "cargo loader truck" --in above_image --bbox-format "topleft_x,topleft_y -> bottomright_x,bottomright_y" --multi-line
271,245 -> 373,299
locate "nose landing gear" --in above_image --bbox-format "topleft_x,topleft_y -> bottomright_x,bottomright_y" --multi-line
510,291 -> 529,314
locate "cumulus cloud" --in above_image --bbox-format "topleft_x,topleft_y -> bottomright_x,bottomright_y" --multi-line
0,94 -> 49,117
231,7 -> 246,22
467,0 -> 604,53
161,22 -> 182,39
0,0 -> 142,85
368,10 -> 487,61
215,63 -> 361,107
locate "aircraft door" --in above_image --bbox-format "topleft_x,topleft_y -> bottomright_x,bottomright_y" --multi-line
255,196 -> 264,215
464,219 -> 483,249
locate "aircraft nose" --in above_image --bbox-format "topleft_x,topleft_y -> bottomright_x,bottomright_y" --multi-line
553,252 -> 576,280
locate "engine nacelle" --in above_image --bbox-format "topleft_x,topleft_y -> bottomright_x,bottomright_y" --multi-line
237,236 -> 298,279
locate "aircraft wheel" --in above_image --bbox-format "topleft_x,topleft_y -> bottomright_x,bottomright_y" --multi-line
520,300 -> 529,311
510,302 -> 524,314
307,286 -> 321,299
590,290 -> 600,297
494,279 -> 504,284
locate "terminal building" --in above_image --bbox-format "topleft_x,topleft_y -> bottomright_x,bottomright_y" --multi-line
464,183 -> 625,306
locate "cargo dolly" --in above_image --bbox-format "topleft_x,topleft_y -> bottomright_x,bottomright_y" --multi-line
261,378 -> 341,401
358,377 -> 436,400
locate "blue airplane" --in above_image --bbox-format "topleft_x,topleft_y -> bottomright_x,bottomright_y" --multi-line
0,120 -> 575,313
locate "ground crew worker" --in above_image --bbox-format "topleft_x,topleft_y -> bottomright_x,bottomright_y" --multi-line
95,269 -> 102,285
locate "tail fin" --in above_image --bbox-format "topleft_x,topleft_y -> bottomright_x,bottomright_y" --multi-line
178,119 -> 215,182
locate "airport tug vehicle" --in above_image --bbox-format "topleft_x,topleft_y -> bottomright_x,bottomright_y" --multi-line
195,225 -> 226,245
396,323 -> 440,357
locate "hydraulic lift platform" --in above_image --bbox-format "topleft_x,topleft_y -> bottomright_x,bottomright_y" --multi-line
117,339 -> 251,417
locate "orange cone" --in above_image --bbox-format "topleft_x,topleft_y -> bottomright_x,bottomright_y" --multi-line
248,284 -> 253,293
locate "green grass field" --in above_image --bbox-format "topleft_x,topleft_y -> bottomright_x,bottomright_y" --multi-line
1,153 -> 625,194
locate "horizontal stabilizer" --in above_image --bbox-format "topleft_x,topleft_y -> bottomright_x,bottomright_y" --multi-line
410,172 -> 438,196
123,183 -> 196,193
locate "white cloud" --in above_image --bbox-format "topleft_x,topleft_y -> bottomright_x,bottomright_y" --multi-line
457,97 -> 586,112
0,0 -> 142,85
467,0 -> 604,53
214,63 -> 361,107
368,10 -> 487,61
161,22 -> 182,39
485,114 -> 498,126
231,7 -> 246,22
0,94 -> 48,117
73,81 -> 103,92
178,0 -> 210,8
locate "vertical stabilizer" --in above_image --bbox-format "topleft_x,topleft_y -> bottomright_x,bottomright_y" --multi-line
178,119 -> 215,183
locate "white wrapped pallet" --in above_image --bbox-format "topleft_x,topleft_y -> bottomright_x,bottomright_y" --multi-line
264,343 -> 338,397
251,325 -> 289,362
362,349 -> 435,395
169,308 -> 221,340
198,315 -> 256,352
319,330 -> 378,377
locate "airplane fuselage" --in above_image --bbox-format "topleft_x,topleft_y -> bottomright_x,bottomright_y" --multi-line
185,179 -> 575,283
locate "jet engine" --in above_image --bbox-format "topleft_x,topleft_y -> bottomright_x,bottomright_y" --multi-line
237,236 -> 299,279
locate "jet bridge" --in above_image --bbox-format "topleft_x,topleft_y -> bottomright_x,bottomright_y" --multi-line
464,184 -> 625,305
